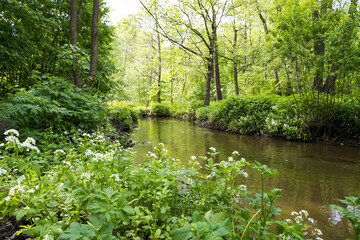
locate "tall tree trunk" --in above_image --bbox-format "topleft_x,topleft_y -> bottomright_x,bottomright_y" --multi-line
157,30 -> 162,103
312,6 -> 326,91
88,0 -> 99,87
233,28 -> 239,95
70,0 -> 83,87
204,56 -> 213,106
321,0 -> 357,94
274,68 -> 280,94
212,14 -> 222,101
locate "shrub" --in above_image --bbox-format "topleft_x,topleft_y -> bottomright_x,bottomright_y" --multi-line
0,77 -> 107,133
150,103 -> 171,117
108,107 -> 139,132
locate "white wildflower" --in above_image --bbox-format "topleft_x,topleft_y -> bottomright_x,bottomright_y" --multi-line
243,172 -> 248,178
209,147 -> 216,152
239,185 -> 247,191
232,151 -> 239,155
228,157 -> 234,162
159,143 -> 165,147
80,172 -> 91,180
27,189 -> 35,193
299,210 -> 309,218
85,149 -> 94,156
295,216 -> 303,223
0,168 -> 7,175
4,196 -> 11,202
308,217 -> 315,224
291,211 -> 299,216
64,161 -> 71,166
54,149 -> 66,155
24,137 -> 36,145
314,229 -> 323,236
285,219 -> 292,223
83,133 -> 91,138
22,141 -> 40,153
148,152 -> 157,159
5,136 -> 20,145
110,174 -> 120,182
191,156 -> 197,161
4,129 -> 19,137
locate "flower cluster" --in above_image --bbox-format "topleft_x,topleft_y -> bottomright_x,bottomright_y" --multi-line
285,210 -> 323,240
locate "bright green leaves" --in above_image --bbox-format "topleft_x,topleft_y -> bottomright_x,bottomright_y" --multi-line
171,211 -> 232,240
59,214 -> 116,240
330,196 -> 360,239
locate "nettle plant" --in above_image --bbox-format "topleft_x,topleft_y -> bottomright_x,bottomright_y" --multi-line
0,129 -> 324,239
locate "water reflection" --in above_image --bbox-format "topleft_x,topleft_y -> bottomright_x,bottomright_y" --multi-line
132,118 -> 360,239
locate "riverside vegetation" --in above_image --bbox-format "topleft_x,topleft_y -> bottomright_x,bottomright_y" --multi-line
1,81 -> 359,239
110,92 -> 360,144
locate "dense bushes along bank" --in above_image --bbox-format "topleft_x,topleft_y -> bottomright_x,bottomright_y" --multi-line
113,93 -> 360,144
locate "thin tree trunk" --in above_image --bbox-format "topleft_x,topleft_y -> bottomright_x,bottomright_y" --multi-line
212,16 -> 222,101
88,0 -> 100,87
204,56 -> 213,106
70,0 -> 82,87
233,28 -> 239,95
312,8 -> 325,91
157,30 -> 161,103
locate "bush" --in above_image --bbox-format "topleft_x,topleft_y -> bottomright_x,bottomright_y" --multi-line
150,103 -> 171,117
0,77 -> 107,133
108,106 -> 139,132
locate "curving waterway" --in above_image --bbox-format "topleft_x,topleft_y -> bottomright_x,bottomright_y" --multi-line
131,118 -> 360,239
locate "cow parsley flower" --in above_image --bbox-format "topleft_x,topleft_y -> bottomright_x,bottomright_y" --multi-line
110,174 -> 120,182
209,147 -> 216,152
232,151 -> 239,155
0,168 -> 7,175
85,149 -> 94,156
5,136 -> 20,145
4,129 -> 19,137
81,173 -> 91,180
54,149 -> 66,155
239,185 -> 247,191
191,156 -> 197,161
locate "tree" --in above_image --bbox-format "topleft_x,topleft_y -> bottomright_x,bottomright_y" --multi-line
88,0 -> 100,87
140,0 -> 229,105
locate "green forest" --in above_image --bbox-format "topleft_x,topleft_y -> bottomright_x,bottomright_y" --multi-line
0,0 -> 360,239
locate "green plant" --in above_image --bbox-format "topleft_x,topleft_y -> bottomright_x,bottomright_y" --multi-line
331,196 -> 360,240
0,77 -> 107,133
150,103 -> 171,117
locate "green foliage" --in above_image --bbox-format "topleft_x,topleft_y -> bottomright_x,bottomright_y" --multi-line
171,211 -> 232,240
331,196 -> 360,240
0,130 -> 324,239
0,0 -> 115,95
193,94 -> 360,142
108,106 -> 139,132
150,103 -> 171,117
0,77 -> 107,133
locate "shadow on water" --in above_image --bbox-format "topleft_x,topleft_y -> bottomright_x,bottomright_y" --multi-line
131,118 -> 360,239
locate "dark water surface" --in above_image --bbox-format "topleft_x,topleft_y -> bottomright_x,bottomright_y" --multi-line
131,118 -> 360,239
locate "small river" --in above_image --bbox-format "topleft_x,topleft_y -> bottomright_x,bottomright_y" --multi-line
131,118 -> 360,239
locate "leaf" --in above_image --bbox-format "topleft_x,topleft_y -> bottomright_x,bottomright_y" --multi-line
192,222 -> 209,236
211,219 -> 232,237
171,225 -> 192,240
192,211 -> 204,223
58,222 -> 96,240
206,211 -> 225,225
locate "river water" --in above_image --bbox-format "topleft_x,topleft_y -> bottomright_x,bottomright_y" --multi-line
131,118 -> 360,239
